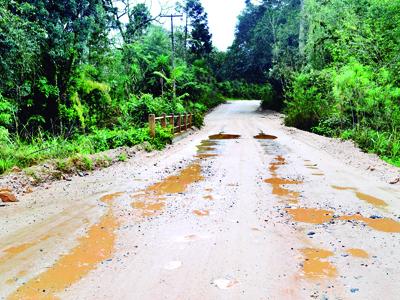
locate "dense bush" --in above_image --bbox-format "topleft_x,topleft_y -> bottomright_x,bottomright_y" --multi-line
0,0 -> 225,175
285,61 -> 400,163
217,80 -> 274,106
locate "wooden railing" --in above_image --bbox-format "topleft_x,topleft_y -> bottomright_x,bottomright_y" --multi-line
148,113 -> 193,138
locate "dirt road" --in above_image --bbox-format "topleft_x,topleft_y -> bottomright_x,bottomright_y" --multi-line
1,101 -> 400,299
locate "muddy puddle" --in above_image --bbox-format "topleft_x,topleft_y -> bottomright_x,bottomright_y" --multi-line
339,214 -> 400,233
131,134 -> 228,218
209,133 -> 240,140
254,133 -> 278,140
131,163 -> 204,217
286,207 -> 400,233
264,156 -> 302,204
196,140 -> 218,154
287,208 -> 333,224
332,185 -> 388,208
300,248 -> 337,279
0,235 -> 51,266
346,248 -> 369,258
9,192 -> 123,299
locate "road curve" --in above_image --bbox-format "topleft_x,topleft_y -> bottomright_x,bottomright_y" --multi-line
1,101 -> 400,299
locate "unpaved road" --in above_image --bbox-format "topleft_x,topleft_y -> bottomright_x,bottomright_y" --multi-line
1,101 -> 400,300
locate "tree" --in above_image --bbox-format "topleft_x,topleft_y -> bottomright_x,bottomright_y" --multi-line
183,0 -> 213,58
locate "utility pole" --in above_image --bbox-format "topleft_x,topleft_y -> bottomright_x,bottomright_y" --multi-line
160,14 -> 183,99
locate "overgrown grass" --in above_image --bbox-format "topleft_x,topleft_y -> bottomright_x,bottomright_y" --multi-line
0,126 -> 173,175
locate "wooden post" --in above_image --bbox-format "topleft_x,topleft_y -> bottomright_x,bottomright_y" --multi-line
189,113 -> 192,127
184,113 -> 188,131
161,113 -> 166,128
149,114 -> 156,138
170,114 -> 174,133
177,114 -> 181,133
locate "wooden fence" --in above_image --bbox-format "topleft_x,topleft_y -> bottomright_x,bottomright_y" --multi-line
148,113 -> 193,138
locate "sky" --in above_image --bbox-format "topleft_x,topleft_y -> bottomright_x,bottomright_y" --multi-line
150,0 -> 245,51
200,0 -> 245,50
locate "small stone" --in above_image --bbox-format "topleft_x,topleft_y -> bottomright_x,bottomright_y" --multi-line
307,231 -> 316,236
25,187 -> 34,194
11,166 -> 22,173
0,190 -> 17,203
350,288 -> 359,293
389,177 -> 400,185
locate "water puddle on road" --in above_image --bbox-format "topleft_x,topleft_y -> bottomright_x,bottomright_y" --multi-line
264,156 -> 302,204
131,163 -> 204,217
346,248 -> 369,259
9,192 -> 123,300
287,208 -> 334,224
209,133 -> 241,140
0,235 -> 51,266
355,192 -> 387,208
331,186 -> 357,191
300,248 -> 337,279
286,208 -> 400,233
332,185 -> 388,208
339,214 -> 400,233
254,133 -> 278,140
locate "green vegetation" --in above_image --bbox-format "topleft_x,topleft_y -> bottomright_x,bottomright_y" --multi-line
2,0 -> 398,174
221,0 -> 400,166
0,0 -> 233,175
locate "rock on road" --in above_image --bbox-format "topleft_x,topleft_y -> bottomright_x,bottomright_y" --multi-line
1,101 -> 400,300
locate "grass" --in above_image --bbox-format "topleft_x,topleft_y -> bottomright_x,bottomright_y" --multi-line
0,126 -> 173,175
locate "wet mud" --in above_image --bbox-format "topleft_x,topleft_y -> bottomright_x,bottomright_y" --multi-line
131,163 -> 204,217
332,186 -> 388,208
209,133 -> 240,140
346,248 -> 369,258
300,248 -> 337,279
254,133 -> 278,140
264,156 -> 302,204
287,208 -> 334,224
9,192 -> 123,299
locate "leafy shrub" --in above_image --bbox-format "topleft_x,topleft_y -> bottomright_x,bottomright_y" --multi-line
284,70 -> 335,130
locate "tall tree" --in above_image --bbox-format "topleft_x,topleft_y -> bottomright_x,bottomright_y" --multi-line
183,0 -> 213,58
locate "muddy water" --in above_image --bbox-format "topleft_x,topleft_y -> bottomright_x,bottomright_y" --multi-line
209,133 -> 240,140
264,156 -> 302,204
346,248 -> 369,258
300,248 -> 337,279
132,163 -> 204,217
355,192 -> 387,208
8,193 -> 123,300
332,186 -> 388,208
0,235 -> 51,266
287,208 -> 334,224
254,133 -> 278,140
339,214 -> 400,233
